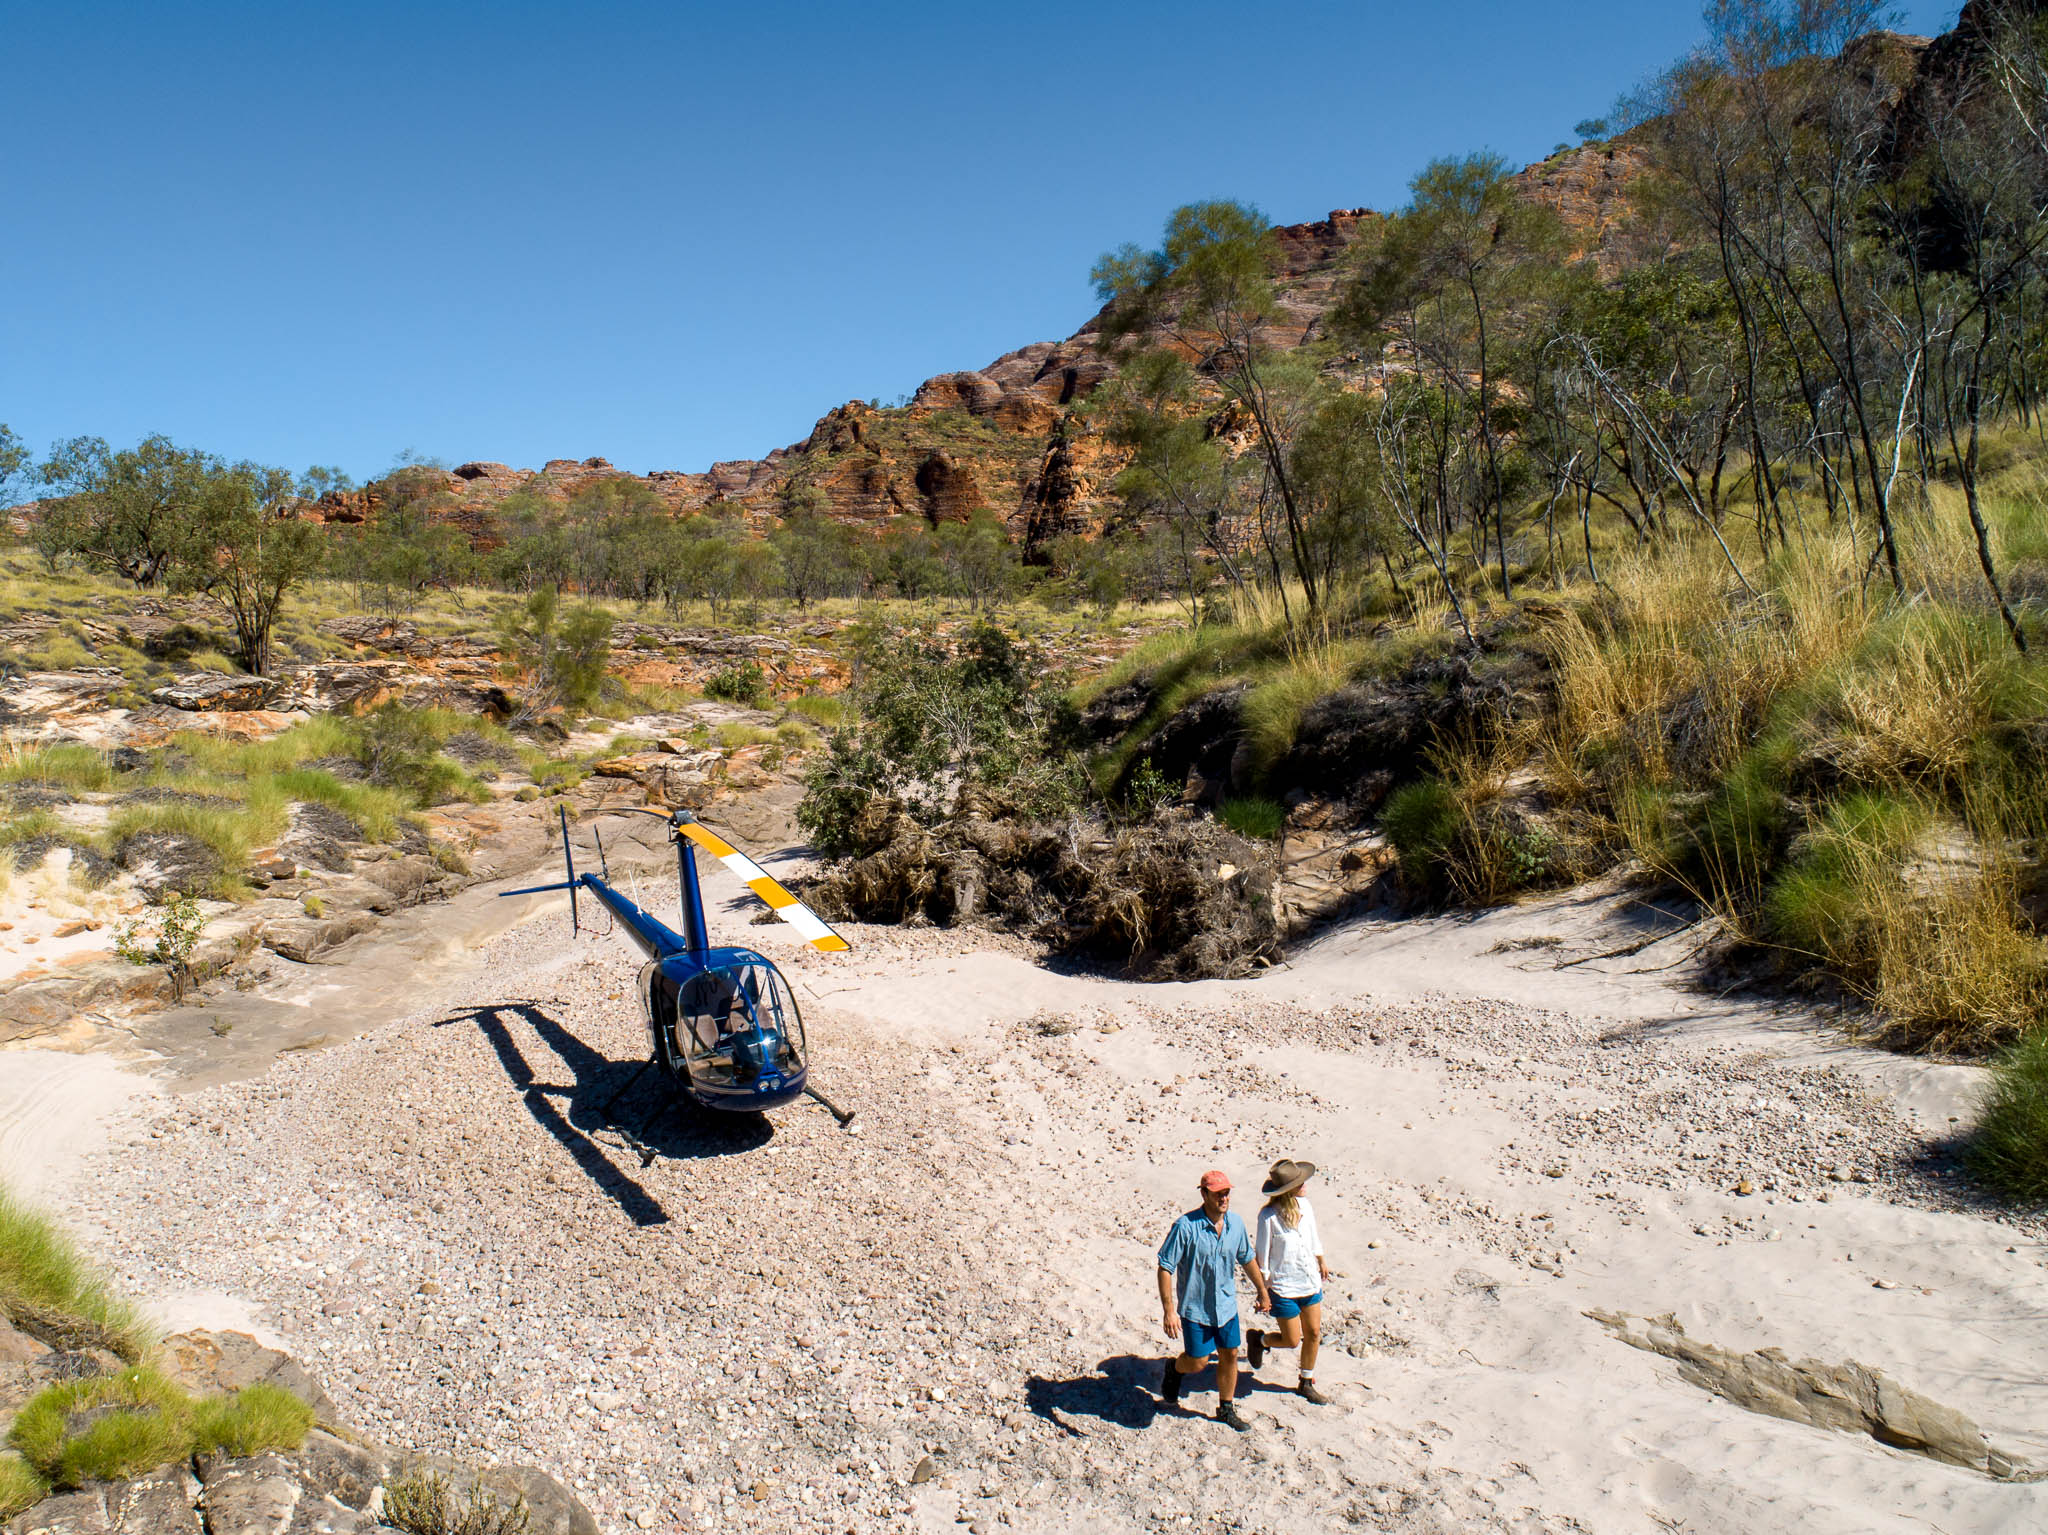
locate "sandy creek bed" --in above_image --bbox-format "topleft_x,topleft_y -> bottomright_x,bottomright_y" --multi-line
6,835 -> 2047,1534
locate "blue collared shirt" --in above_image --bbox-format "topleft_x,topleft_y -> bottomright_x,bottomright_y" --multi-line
1157,1208 -> 1253,1327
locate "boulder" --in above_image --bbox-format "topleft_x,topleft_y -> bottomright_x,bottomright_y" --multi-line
148,675 -> 276,713
1589,1310 -> 2030,1479
114,831 -> 220,901
156,1330 -> 336,1422
260,912 -> 379,964
277,804 -> 361,875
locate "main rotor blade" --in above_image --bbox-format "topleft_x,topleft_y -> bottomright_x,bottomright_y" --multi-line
674,821 -> 851,953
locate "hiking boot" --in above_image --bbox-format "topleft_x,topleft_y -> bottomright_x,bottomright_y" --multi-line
1160,1359 -> 1183,1403
1246,1329 -> 1264,1369
1216,1401 -> 1251,1432
1296,1379 -> 1332,1405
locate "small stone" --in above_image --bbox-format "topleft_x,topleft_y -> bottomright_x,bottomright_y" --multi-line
635,1511 -> 659,1529
418,1280 -> 443,1295
1734,1179 -> 1754,1196
1873,1279 -> 1898,1290
910,1456 -> 935,1485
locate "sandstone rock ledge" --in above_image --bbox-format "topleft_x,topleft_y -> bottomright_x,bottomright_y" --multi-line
1,1321 -> 595,1535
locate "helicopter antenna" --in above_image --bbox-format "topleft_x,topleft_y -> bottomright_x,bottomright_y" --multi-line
558,804 -> 580,936
593,826 -> 611,881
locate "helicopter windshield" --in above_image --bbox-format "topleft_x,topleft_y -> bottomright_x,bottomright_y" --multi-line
674,962 -> 804,1086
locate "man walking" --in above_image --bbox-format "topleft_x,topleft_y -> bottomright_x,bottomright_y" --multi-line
1156,1169 -> 1271,1430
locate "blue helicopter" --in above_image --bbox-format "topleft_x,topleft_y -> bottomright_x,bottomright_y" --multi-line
500,805 -> 853,1122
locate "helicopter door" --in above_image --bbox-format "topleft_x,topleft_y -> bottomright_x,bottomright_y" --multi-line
675,971 -> 745,1065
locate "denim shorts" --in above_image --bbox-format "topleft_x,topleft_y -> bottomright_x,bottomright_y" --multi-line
1270,1291 -> 1323,1319
1179,1313 -> 1242,1358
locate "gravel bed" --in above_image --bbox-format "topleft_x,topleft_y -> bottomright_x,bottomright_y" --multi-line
73,913 -> 2029,1535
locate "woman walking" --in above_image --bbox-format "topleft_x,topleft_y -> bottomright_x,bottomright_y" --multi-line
1247,1159 -> 1332,1404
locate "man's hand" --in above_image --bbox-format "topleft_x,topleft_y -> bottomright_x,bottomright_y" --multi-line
1255,1289 -> 1273,1315
1162,1308 -> 1181,1341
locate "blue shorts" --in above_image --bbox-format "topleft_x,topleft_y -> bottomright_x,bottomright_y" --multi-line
1270,1291 -> 1322,1319
1178,1313 -> 1242,1359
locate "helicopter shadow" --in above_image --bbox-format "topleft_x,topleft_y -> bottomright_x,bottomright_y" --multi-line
436,1000 -> 773,1228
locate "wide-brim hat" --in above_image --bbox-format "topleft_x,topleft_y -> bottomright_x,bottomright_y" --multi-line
1262,1159 -> 1316,1196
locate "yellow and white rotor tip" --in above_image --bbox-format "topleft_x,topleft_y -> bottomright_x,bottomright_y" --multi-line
675,821 -> 851,952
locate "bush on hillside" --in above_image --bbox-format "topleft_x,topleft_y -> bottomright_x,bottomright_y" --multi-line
798,622 -> 1083,857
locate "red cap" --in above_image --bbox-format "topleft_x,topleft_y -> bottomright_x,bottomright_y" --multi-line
1199,1169 -> 1232,1192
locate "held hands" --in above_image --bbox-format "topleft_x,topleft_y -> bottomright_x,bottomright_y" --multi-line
1255,1290 -> 1273,1315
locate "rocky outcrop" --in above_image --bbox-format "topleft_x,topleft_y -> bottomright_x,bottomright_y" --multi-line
1589,1310 -> 2034,1480
1,1324 -> 596,1535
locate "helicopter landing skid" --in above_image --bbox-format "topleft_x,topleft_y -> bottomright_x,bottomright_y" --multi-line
805,1084 -> 857,1128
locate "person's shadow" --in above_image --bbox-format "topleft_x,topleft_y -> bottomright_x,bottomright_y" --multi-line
1027,1352 -> 1264,1435
436,1000 -> 772,1228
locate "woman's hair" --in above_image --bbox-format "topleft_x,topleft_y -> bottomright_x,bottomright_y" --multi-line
1264,1190 -> 1302,1228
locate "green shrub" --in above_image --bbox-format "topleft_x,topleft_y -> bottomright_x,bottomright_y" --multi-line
1381,778 -> 1461,891
191,1383 -> 314,1459
1219,796 -> 1287,841
354,705 -> 486,808
383,1468 -> 531,1535
0,1454 -> 45,1519
1968,1031 -> 2048,1199
704,659 -> 770,708
0,1182 -> 148,1359
1113,759 -> 1178,824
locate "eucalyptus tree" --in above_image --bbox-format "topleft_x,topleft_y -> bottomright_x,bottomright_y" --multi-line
1337,154 -> 1569,599
1093,201 -> 1327,621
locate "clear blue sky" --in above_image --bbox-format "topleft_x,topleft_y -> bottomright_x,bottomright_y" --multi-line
0,1 -> 1962,484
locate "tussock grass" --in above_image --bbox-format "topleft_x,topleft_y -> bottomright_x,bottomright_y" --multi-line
712,723 -> 779,751
0,745 -> 113,793
787,692 -> 848,728
8,1370 -> 192,1485
0,1454 -> 45,1519
0,1182 -> 149,1360
270,769 -> 405,842
191,1383 -> 315,1459
1219,796 -> 1286,841
1969,1031 -> 2048,1199
7,1370 -> 311,1490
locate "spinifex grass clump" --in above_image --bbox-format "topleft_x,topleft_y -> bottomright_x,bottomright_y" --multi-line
0,1183 -> 148,1359
1969,1032 -> 2048,1200
1219,796 -> 1287,841
0,1453 -> 47,1519
7,1371 -> 311,1489
8,1370 -> 193,1486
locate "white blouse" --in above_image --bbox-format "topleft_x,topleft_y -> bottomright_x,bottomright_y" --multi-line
1255,1199 -> 1324,1298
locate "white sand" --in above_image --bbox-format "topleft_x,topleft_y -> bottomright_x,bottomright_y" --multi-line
0,1046 -> 157,1204
18,856 -> 2048,1533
